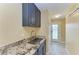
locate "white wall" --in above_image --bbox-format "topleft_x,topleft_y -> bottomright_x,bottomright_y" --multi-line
66,12 -> 79,54
66,4 -> 79,54
0,3 -> 25,47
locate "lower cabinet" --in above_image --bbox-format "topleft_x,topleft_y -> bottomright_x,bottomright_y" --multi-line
34,40 -> 46,55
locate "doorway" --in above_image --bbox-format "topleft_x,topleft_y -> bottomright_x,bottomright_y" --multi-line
51,24 -> 59,42
48,23 -> 66,55
48,19 -> 66,55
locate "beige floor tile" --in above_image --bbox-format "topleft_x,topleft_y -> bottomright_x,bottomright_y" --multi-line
48,42 -> 68,55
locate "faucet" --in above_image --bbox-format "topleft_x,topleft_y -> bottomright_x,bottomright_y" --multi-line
30,30 -> 36,37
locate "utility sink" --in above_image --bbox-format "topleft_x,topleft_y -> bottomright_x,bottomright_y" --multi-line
28,38 -> 43,44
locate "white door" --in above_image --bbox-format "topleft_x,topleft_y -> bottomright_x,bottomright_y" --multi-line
51,24 -> 59,42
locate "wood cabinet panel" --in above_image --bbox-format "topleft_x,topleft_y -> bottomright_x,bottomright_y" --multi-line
22,3 -> 41,27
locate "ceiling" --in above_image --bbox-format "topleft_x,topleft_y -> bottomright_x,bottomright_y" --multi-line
35,3 -> 73,16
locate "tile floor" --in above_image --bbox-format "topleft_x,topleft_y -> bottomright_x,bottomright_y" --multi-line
48,41 -> 68,55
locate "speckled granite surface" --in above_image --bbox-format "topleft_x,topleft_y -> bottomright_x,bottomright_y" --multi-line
0,36 -> 45,55
0,39 -> 26,54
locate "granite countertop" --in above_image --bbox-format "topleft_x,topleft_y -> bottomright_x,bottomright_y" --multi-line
0,36 -> 46,55
6,43 -> 39,55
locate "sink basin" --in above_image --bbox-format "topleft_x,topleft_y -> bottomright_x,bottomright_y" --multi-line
28,38 -> 43,44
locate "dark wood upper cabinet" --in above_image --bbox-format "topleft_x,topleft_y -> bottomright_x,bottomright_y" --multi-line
22,3 -> 41,27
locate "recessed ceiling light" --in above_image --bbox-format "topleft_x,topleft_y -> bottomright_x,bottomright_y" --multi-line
55,14 -> 61,18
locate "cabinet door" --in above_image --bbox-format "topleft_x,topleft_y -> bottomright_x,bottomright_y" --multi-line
42,40 -> 46,55
22,3 -> 29,26
38,40 -> 46,55
28,3 -> 36,27
22,3 -> 41,27
37,45 -> 42,55
34,40 -> 46,55
35,6 -> 41,27
22,3 -> 36,27
38,10 -> 41,27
